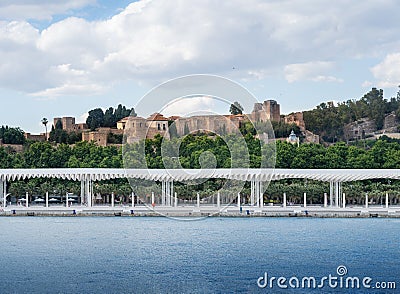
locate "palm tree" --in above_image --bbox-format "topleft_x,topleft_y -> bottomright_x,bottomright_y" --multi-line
41,118 -> 48,140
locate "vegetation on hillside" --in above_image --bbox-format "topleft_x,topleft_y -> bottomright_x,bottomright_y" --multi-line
304,87 -> 400,142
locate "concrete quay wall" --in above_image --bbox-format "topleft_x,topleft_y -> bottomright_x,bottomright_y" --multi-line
1,205 -> 400,218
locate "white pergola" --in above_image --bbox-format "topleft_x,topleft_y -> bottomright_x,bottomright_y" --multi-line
1,168 -> 399,208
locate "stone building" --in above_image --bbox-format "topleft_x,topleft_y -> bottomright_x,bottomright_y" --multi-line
53,117 -> 88,132
173,114 -> 245,136
24,133 -> 46,142
383,112 -> 398,132
81,128 -> 124,146
304,130 -> 320,144
343,118 -> 376,140
284,112 -> 306,131
123,114 -> 170,144
251,100 -> 281,122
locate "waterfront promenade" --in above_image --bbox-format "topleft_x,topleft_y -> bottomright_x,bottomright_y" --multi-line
1,204 -> 399,217
1,168 -> 400,217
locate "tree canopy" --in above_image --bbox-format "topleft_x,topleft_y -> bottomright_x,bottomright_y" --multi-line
229,101 -> 244,115
0,126 -> 25,145
86,104 -> 136,130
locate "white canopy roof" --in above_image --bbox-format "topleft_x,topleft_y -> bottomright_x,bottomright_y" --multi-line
0,168 -> 399,182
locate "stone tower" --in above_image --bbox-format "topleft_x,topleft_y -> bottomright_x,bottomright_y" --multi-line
251,100 -> 281,122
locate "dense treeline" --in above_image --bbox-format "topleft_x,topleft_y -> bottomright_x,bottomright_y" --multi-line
304,87 -> 400,142
0,126 -> 25,145
2,134 -> 400,169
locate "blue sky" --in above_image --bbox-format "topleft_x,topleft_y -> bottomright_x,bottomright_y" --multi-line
1,0 -> 399,134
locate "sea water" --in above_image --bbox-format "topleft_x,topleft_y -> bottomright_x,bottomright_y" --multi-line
0,217 -> 398,293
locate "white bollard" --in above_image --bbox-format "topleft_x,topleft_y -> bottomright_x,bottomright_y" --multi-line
324,193 -> 327,208
174,192 -> 178,207
197,193 -> 200,208
151,192 -> 155,206
26,192 -> 29,208
303,192 -> 307,208
365,193 -> 368,209
132,192 -> 135,208
46,192 -> 49,208
237,193 -> 241,208
217,192 -> 221,208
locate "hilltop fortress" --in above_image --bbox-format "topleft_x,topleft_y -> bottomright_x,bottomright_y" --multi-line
26,100 -> 316,147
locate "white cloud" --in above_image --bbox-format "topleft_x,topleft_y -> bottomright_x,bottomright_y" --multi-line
371,53 -> 400,88
162,96 -> 216,117
0,0 -> 95,21
362,80 -> 373,88
311,75 -> 343,83
1,0 -> 400,97
284,61 -> 342,83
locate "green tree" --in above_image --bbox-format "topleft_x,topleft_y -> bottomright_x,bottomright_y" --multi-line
0,126 -> 26,144
103,107 -> 116,128
230,101 -> 244,115
86,108 -> 105,131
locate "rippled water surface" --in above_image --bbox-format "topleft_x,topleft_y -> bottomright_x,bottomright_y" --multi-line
0,217 -> 399,293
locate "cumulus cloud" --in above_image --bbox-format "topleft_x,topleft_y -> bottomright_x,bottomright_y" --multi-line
371,53 -> 400,88
162,96 -> 216,117
284,61 -> 342,83
1,0 -> 400,97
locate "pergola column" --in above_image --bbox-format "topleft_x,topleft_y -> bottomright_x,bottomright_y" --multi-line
161,180 -> 173,206
80,179 -> 84,205
1,177 -> 6,208
250,181 -> 255,206
283,192 -> 287,208
81,175 -> 92,207
333,181 -> 342,208
342,193 -> 346,208
251,180 -> 264,208
385,192 -> 389,209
